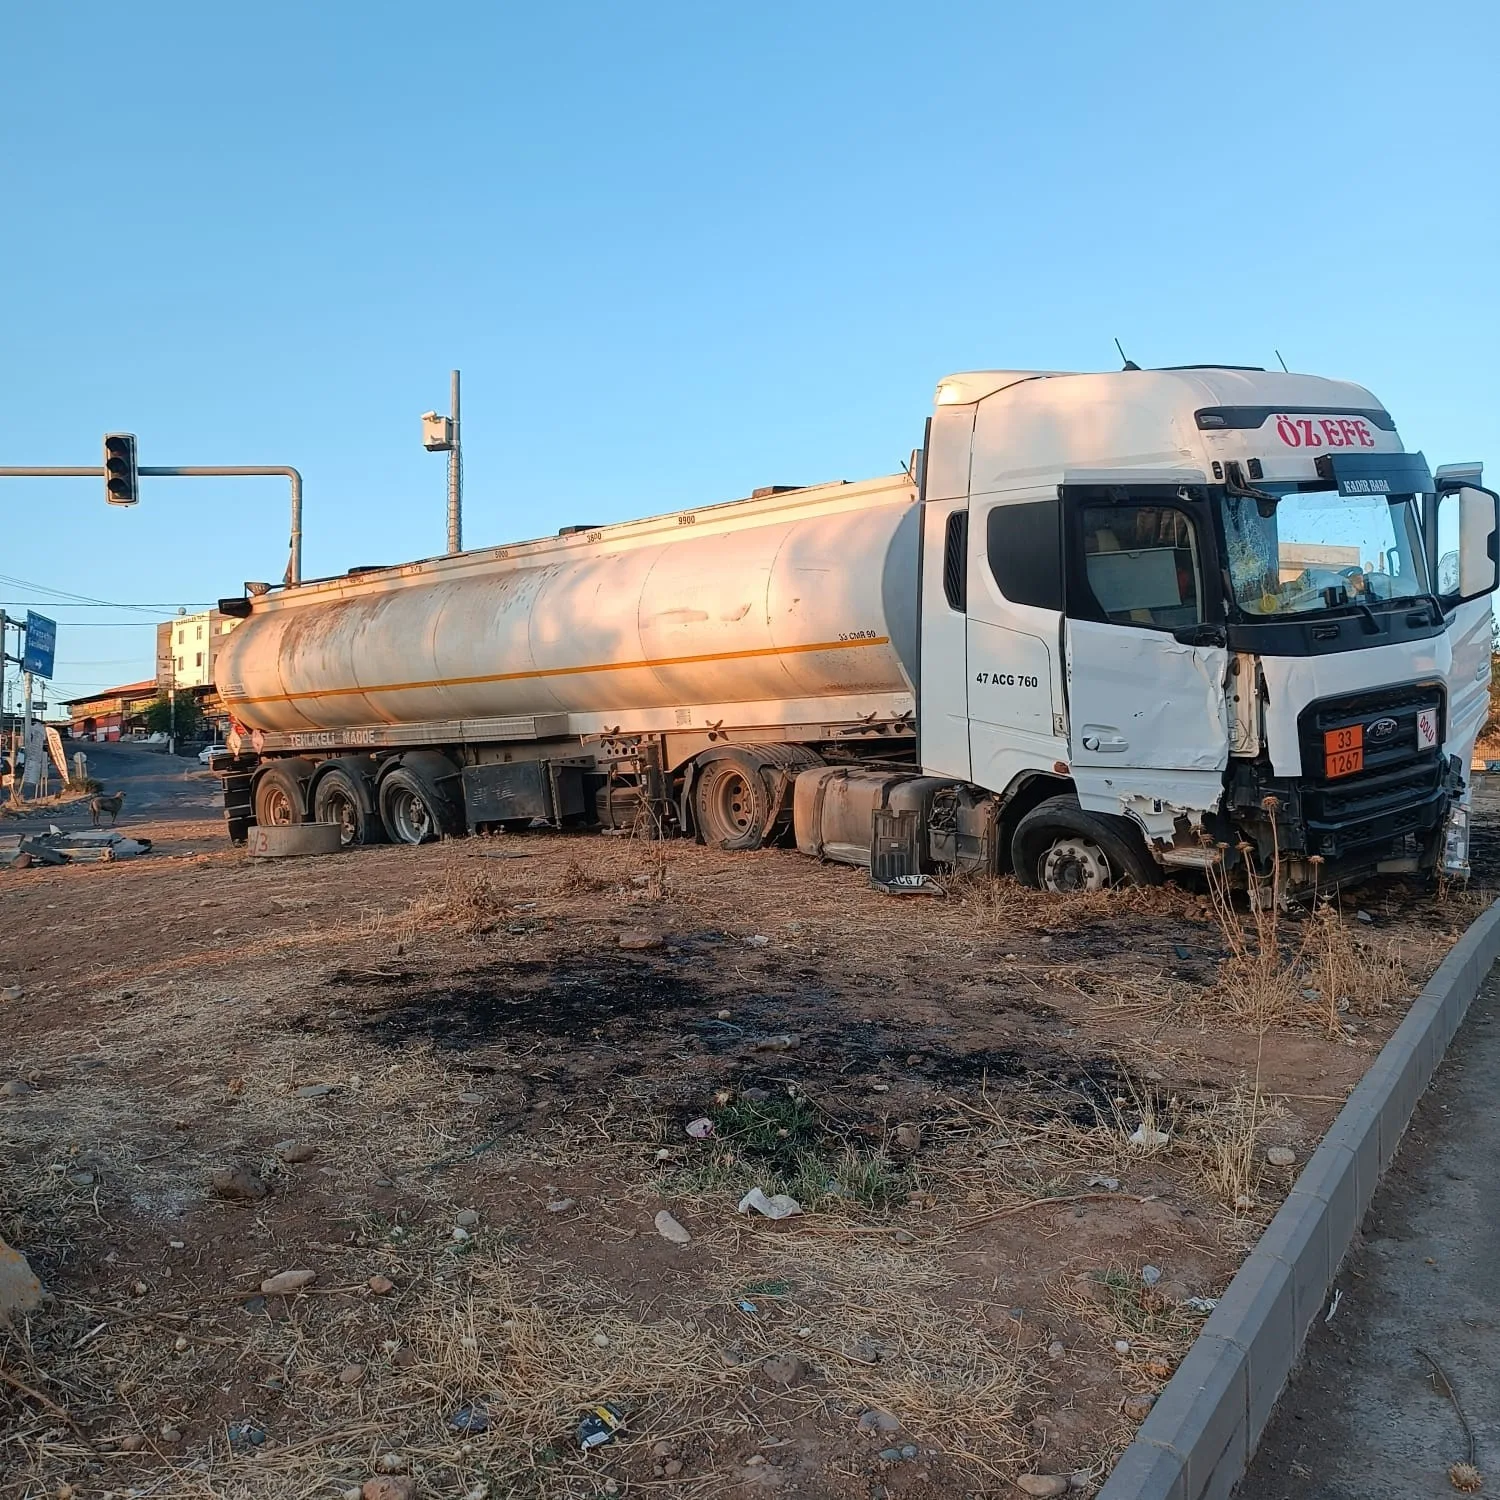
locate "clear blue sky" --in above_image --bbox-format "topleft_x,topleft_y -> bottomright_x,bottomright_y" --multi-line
3,0 -> 1496,709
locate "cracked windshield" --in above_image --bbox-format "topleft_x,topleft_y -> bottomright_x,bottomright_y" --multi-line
1220,488 -> 1427,618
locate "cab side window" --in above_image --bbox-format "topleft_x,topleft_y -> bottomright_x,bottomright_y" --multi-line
1079,504 -> 1204,628
986,500 -> 1062,610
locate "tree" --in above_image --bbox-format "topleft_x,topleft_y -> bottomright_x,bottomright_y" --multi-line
140,694 -> 205,739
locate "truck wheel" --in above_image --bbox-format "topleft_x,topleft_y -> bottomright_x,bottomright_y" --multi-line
378,755 -> 464,845
253,762 -> 308,826
1010,795 -> 1159,892
314,766 -> 384,847
694,753 -> 774,850
379,770 -> 443,844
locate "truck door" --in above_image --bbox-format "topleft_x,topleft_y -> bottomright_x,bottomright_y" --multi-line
1431,471 -> 1500,767
1061,484 -> 1230,817
966,493 -> 1067,793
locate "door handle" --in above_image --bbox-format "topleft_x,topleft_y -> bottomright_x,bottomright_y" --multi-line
1080,727 -> 1128,753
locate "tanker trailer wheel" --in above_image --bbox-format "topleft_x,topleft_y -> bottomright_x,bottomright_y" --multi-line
313,764 -> 384,847
378,754 -> 465,845
1010,795 -> 1160,892
694,752 -> 775,850
252,760 -> 311,827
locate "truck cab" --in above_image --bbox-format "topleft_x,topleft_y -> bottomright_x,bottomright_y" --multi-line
916,367 -> 1498,892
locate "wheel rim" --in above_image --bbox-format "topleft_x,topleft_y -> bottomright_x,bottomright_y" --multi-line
324,789 -> 358,846
707,770 -> 756,839
258,784 -> 295,826
1038,837 -> 1112,892
389,786 -> 434,844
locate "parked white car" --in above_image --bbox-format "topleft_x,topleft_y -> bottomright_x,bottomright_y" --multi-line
198,743 -> 228,765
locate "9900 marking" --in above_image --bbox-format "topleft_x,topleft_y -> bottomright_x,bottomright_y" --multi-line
975,672 -> 1039,687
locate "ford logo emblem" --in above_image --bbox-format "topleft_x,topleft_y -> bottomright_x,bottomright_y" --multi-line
1366,716 -> 1400,741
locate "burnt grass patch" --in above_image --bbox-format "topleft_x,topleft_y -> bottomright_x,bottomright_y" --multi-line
354,953 -> 709,1049
345,950 -> 1140,1135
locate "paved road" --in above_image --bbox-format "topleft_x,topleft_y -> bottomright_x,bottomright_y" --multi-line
1237,971 -> 1500,1498
3,741 -> 218,833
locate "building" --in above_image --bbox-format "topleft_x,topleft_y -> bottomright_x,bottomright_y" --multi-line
60,681 -> 160,742
155,608 -> 242,691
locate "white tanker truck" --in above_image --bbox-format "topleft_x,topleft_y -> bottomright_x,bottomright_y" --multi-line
213,365 -> 1499,893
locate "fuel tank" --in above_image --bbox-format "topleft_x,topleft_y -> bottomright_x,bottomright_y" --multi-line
216,475 -> 920,734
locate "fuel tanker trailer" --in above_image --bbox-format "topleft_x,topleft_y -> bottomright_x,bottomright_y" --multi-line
214,363 -> 1500,894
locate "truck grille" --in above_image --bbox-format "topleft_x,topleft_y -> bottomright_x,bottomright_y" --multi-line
1294,683 -> 1447,858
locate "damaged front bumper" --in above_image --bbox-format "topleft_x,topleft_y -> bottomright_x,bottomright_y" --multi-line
1217,750 -> 1462,889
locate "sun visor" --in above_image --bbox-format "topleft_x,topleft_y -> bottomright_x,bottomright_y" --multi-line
1314,450 -> 1431,497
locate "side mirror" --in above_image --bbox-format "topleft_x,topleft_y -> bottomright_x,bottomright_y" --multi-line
1457,486 -> 1499,599
1433,484 -> 1500,604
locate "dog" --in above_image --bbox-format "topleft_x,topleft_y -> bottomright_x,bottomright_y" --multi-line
89,790 -> 126,827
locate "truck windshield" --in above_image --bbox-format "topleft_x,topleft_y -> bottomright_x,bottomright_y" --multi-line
1220,487 -> 1428,618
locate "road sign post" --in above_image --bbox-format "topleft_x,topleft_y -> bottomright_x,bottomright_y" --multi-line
21,611 -> 56,679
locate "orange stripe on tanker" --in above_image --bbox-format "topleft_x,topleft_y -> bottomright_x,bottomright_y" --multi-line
224,634 -> 892,709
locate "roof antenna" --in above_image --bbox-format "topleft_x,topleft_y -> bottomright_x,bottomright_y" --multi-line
1274,348 -> 1289,372
1113,338 -> 1141,372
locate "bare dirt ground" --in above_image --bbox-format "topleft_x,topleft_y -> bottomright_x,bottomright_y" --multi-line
1,773 -> 1494,1500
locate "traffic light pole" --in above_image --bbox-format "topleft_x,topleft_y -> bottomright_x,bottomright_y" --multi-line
0,465 -> 305,584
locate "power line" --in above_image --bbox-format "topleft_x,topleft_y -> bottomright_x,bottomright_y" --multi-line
0,573 -> 209,616
0,601 -> 213,610
47,663 -> 151,675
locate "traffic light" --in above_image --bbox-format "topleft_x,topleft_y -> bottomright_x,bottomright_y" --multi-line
103,432 -> 138,506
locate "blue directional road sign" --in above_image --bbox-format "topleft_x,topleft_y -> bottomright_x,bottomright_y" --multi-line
22,612 -> 56,678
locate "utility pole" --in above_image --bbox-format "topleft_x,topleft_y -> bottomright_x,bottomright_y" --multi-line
164,613 -> 181,755
20,671 -> 33,796
447,369 -> 462,554
422,370 -> 463,554
1,613 -> 15,807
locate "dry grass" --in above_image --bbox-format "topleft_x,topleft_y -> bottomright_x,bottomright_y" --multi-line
548,856 -> 612,898
729,1234 -> 1032,1479
1305,900 -> 1407,1034
945,868 -> 1202,930
1,814 -> 1484,1498
1193,1083 -> 1282,1214
1052,1264 -> 1200,1366
1199,843 -> 1415,1034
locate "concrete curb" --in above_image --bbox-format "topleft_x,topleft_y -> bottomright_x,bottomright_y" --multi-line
1097,895 -> 1500,1500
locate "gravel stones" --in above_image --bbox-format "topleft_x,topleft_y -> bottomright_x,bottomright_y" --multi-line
274,1139 -> 316,1163
0,1236 -> 44,1319
618,931 -> 664,950
1016,1477 -> 1070,1498
653,1210 -> 691,1245
362,1480 -> 416,1500
210,1167 -> 268,1201
260,1269 -> 316,1295
760,1353 -> 807,1387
